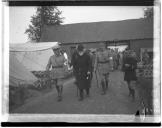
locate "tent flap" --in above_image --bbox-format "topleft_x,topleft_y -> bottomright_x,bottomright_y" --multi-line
9,54 -> 37,87
10,42 -> 59,52
9,42 -> 61,87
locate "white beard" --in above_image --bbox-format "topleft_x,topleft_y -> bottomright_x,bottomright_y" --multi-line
79,52 -> 84,56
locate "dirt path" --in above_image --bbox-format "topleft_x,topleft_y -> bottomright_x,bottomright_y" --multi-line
12,71 -> 141,114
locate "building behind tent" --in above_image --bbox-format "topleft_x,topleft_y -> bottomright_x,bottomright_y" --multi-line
40,18 -> 153,60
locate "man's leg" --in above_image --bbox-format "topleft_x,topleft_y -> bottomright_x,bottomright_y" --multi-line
105,78 -> 108,90
57,79 -> 64,102
105,73 -> 109,90
130,81 -> 136,101
59,85 -> 63,101
55,84 -> 63,102
86,88 -> 90,97
79,89 -> 84,101
127,80 -> 136,101
127,81 -> 131,96
55,79 -> 61,102
54,79 -> 59,96
56,85 -> 59,96
101,79 -> 106,95
131,89 -> 135,101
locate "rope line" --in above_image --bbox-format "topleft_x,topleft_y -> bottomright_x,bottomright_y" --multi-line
10,47 -> 53,52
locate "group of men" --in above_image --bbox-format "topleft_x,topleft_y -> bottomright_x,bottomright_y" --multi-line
46,44 -> 137,102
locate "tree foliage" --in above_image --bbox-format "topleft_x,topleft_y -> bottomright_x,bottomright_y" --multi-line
144,7 -> 153,19
25,6 -> 64,42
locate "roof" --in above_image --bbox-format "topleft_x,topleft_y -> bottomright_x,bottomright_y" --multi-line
40,18 -> 153,44
10,42 -> 59,52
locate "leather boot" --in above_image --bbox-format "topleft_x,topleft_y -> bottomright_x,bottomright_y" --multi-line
101,80 -> 106,95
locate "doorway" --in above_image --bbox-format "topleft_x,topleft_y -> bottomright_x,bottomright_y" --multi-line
107,45 -> 128,52
106,41 -> 130,52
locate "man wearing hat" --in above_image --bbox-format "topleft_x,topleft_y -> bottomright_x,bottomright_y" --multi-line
46,44 -> 67,102
123,50 -> 137,101
94,47 -> 111,95
71,44 -> 92,101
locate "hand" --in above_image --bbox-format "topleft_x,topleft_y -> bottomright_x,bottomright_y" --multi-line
87,71 -> 91,75
125,64 -> 130,67
87,71 -> 91,79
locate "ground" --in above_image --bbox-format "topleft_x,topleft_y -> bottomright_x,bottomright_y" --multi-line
12,70 -> 142,114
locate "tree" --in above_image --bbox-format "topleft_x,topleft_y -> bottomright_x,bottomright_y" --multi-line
144,7 -> 153,19
25,6 -> 64,42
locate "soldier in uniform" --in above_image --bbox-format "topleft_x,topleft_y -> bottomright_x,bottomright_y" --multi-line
109,49 -> 114,71
94,47 -> 111,95
142,50 -> 150,65
46,45 -> 67,102
85,49 -> 95,83
123,50 -> 137,101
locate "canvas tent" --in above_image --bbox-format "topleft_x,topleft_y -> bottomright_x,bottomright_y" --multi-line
10,42 -> 60,71
9,42 -> 60,86
9,54 -> 37,87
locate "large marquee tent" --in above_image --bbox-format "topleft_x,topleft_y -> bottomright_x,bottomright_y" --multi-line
9,42 -> 60,87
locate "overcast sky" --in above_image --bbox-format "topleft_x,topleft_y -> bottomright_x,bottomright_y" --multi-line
9,6 -> 145,44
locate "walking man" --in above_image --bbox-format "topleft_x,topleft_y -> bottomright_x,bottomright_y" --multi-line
71,44 -> 92,101
123,50 -> 137,101
94,47 -> 111,95
46,44 -> 67,102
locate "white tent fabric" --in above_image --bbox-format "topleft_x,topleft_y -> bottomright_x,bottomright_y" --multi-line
10,42 -> 60,71
10,42 -> 60,52
9,42 -> 61,87
9,53 -> 37,87
11,50 -> 53,71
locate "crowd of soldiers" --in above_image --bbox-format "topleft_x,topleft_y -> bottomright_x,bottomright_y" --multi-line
46,43 -> 151,102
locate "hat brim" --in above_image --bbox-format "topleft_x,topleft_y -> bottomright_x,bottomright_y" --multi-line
52,45 -> 60,50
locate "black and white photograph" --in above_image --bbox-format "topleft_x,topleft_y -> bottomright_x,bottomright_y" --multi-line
1,0 -> 161,125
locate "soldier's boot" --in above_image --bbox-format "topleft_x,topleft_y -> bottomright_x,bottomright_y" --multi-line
86,88 -> 90,97
59,85 -> 63,101
56,85 -> 62,102
79,89 -> 84,101
60,85 -> 63,95
105,79 -> 108,90
127,83 -> 132,97
128,88 -> 131,96
56,85 -> 60,96
105,74 -> 109,90
101,80 -> 106,95
131,89 -> 135,101
58,85 -> 63,102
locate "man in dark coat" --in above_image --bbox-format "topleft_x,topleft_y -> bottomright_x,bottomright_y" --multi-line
123,50 -> 137,101
71,44 -> 92,101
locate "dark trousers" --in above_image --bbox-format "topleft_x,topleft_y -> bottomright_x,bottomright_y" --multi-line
79,88 -> 89,98
127,80 -> 135,99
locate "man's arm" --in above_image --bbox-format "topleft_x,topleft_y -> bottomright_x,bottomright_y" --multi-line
86,54 -> 92,75
132,59 -> 137,70
94,53 -> 98,72
70,52 -> 75,67
46,57 -> 51,71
